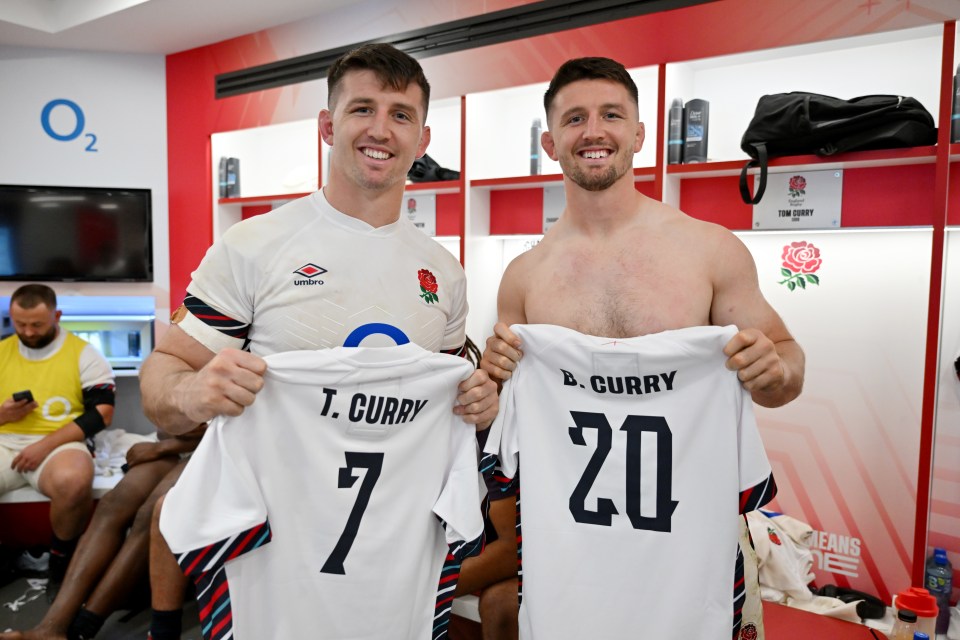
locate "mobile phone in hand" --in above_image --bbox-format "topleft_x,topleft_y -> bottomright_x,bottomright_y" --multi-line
12,390 -> 34,403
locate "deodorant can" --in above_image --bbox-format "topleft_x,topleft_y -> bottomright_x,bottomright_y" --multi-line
225,157 -> 241,197
683,99 -> 710,164
530,118 -> 542,175
668,98 -> 684,164
218,157 -> 228,198
952,65 -> 960,143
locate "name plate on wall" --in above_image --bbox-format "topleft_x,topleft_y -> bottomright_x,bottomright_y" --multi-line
753,169 -> 842,230
404,194 -> 436,236
543,184 -> 565,233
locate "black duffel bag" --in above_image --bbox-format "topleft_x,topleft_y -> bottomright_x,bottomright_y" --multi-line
739,92 -> 937,204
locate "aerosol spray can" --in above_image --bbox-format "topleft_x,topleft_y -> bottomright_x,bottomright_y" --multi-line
668,98 -> 684,164
683,99 -> 710,164
530,118 -> 542,175
951,64 -> 960,144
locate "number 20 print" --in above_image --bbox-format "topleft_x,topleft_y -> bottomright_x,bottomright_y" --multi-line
568,412 -> 679,532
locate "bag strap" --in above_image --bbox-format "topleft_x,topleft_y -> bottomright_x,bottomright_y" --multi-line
739,142 -> 768,205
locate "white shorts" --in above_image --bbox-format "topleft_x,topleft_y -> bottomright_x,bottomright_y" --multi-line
0,433 -> 93,495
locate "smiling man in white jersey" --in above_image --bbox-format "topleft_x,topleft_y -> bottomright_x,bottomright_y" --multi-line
138,44 -> 498,640
480,57 -> 805,640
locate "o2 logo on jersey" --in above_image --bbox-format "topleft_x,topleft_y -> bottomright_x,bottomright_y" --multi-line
41,396 -> 73,421
40,99 -> 98,152
568,411 -> 679,532
343,323 -> 409,347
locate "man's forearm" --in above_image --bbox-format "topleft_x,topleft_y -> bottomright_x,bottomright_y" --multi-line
751,339 -> 805,408
140,351 -> 203,435
453,538 -> 516,596
46,422 -> 86,447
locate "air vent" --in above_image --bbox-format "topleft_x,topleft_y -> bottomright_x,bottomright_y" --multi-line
215,0 -> 717,98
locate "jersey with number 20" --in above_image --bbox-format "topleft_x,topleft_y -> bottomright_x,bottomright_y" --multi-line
160,344 -> 483,640
485,324 -> 776,640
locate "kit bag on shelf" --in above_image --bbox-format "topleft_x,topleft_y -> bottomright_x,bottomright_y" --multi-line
739,92 -> 937,204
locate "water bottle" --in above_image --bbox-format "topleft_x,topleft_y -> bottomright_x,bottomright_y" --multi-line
925,547 -> 953,635
889,609 -> 919,640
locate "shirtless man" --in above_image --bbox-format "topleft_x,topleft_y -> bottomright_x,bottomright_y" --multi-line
481,56 -> 803,407
480,56 -> 804,640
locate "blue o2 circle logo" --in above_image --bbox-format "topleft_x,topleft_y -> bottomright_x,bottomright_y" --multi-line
40,99 -> 98,152
343,323 -> 410,347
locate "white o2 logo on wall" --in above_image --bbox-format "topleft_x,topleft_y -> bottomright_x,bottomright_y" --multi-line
40,99 -> 98,152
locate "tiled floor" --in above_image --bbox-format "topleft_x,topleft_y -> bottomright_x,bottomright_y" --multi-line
0,574 -> 483,640
0,575 -> 201,640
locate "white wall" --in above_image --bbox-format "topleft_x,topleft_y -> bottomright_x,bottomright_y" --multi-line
0,45 -> 168,433
0,46 -> 168,310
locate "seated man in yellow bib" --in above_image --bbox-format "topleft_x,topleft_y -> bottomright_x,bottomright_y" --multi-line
0,284 -> 116,601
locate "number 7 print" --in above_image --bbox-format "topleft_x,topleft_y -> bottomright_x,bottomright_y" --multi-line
320,451 -> 384,575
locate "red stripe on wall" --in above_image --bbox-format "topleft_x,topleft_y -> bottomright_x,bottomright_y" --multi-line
841,164 -> 936,228
165,32 -> 283,310
241,205 -> 272,220
436,193 -> 462,236
679,176 -> 754,230
490,188 -> 543,235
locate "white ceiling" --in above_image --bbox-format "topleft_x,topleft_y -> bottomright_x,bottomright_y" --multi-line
0,0 -> 359,55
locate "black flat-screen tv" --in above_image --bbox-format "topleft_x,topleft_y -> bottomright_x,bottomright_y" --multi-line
0,185 -> 153,282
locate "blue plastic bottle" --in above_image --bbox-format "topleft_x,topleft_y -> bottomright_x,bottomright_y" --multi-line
924,547 -> 953,635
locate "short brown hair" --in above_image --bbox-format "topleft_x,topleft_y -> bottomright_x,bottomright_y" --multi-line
328,43 -> 431,119
11,284 -> 57,310
544,57 -> 639,119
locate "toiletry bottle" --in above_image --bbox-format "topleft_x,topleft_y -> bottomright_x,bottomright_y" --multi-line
668,98 -> 684,164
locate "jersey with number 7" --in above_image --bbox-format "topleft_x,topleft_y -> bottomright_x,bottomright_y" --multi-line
160,344 -> 483,640
485,324 -> 776,640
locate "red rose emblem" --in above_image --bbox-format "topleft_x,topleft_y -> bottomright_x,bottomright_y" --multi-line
740,623 -> 758,640
418,268 -> 439,304
781,241 -> 821,274
767,526 -> 782,546
418,269 -> 438,293
789,175 -> 806,192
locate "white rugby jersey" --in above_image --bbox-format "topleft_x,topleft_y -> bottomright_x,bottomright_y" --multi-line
160,345 -> 484,640
178,190 -> 466,355
485,324 -> 776,640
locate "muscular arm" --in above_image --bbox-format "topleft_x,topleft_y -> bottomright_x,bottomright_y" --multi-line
140,325 -> 265,435
711,231 -> 805,408
480,258 -> 529,384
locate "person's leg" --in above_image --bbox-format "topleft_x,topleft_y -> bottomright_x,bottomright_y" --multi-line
81,458 -> 185,616
34,445 -> 95,542
147,494 -> 188,640
0,441 -> 29,495
33,444 -> 95,603
478,578 -> 519,640
0,457 -> 180,640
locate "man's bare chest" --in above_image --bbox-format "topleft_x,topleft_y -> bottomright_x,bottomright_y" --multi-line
522,247 -> 713,338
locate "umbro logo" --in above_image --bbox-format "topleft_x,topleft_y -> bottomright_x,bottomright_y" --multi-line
293,263 -> 327,286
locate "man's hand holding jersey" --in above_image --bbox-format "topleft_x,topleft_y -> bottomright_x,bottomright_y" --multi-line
173,347 -> 498,431
481,323 -> 524,384
454,369 -> 498,430
175,348 -> 266,425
